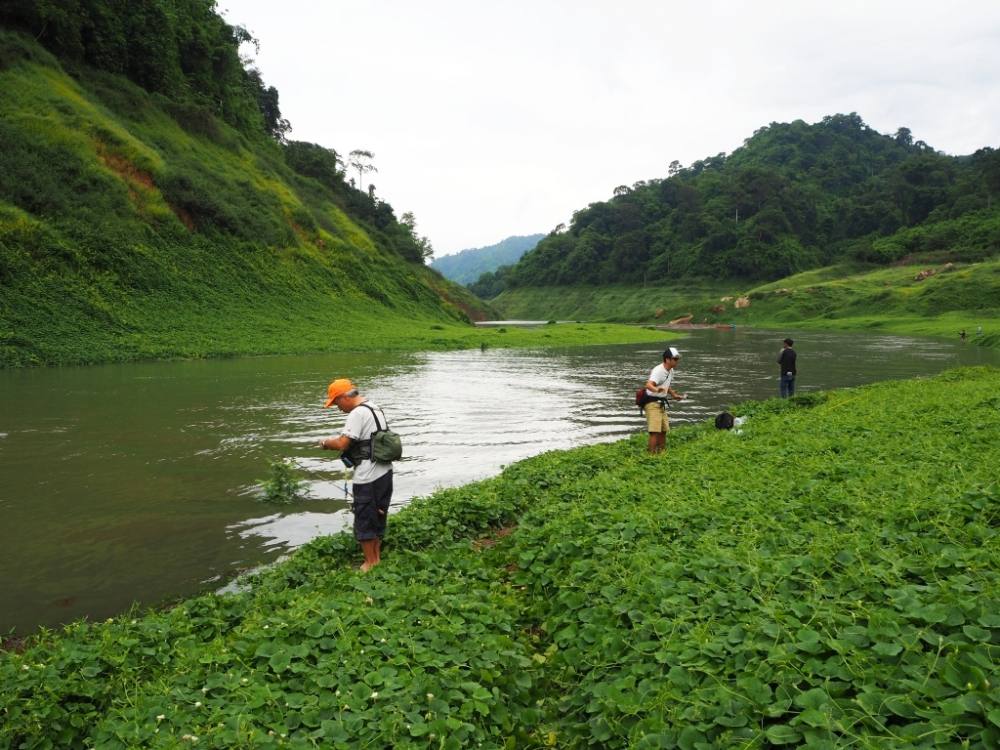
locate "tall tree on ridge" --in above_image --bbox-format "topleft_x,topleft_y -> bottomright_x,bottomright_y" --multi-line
349,150 -> 378,191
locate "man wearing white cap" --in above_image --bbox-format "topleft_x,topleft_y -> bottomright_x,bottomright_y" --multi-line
644,347 -> 686,454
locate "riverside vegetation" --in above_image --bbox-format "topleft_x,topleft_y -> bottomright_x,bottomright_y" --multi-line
3,367 -> 998,748
489,257 -> 1000,346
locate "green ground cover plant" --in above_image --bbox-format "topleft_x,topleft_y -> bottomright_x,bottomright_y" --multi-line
491,258 -> 1000,346
2,367 -> 998,748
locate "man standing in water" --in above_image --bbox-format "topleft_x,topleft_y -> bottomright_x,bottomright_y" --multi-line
778,338 -> 797,398
645,347 -> 685,454
319,379 -> 393,572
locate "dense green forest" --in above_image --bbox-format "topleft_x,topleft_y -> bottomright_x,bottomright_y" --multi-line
470,114 -> 1000,298
430,234 -> 543,285
0,3 -> 480,367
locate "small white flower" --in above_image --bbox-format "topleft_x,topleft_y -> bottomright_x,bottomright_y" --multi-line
194,701 -> 202,708
131,619 -> 137,625
365,596 -> 374,604
201,687 -> 208,694
21,665 -> 29,671
241,678 -> 249,684
262,624 -> 269,630
380,638 -> 386,643
426,693 -> 434,700
370,691 -> 379,700
156,715 -> 165,722
335,690 -> 341,696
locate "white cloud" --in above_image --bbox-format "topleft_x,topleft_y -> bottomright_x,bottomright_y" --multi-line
222,0 -> 1000,255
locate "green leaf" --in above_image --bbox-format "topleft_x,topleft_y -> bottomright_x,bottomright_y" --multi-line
796,708 -> 829,728
794,688 -> 832,710
872,641 -> 903,657
677,726 -> 706,750
962,625 -> 991,641
765,725 -> 801,744
269,651 -> 291,673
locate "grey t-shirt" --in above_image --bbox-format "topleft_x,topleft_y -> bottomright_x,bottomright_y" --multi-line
342,401 -> 392,485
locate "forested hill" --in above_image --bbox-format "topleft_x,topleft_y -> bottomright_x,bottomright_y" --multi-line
470,114 -> 1000,298
0,3 -> 484,367
430,234 -> 543,285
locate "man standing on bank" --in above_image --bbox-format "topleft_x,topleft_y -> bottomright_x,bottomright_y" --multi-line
319,379 -> 393,572
645,346 -> 686,454
778,338 -> 797,398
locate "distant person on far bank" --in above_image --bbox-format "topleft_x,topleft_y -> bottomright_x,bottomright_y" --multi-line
319,379 -> 394,572
778,338 -> 797,398
644,347 -> 686,454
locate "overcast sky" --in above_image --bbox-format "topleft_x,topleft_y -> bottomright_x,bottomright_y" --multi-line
221,1 -> 1000,256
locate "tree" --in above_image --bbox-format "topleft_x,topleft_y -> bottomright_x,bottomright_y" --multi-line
348,150 -> 378,191
399,212 -> 434,263
283,141 -> 343,185
668,160 -> 683,177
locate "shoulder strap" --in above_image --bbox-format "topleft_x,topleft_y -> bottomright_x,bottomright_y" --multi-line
358,402 -> 386,431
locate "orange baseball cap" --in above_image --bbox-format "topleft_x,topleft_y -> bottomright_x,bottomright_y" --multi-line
324,378 -> 356,408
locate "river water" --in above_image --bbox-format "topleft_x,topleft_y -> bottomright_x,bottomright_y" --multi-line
1,328 -> 995,632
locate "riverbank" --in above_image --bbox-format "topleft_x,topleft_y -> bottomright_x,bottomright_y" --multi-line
3,366 -> 998,747
0,313 -> 672,368
490,258 -> 1000,347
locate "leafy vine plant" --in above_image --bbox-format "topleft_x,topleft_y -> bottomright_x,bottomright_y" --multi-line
259,458 -> 308,504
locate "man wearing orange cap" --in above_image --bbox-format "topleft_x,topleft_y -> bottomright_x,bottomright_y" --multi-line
319,379 -> 393,572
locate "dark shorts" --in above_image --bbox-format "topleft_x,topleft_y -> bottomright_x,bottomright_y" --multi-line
353,470 -> 393,541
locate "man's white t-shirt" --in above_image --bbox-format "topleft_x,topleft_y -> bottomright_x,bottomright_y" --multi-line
342,401 -> 392,485
645,364 -> 674,399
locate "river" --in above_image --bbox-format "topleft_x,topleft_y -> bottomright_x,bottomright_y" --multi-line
1,328 -> 995,632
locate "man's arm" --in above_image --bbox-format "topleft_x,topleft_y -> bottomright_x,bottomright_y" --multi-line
646,379 -> 684,400
320,435 -> 352,451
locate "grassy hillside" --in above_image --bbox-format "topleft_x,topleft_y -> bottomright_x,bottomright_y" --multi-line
492,257 -> 1000,344
3,367 -> 998,747
3,31 -> 622,367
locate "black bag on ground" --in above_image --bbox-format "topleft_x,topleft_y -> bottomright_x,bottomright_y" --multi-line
715,411 -> 735,430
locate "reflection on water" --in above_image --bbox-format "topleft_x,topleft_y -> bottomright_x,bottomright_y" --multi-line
0,329 -> 995,632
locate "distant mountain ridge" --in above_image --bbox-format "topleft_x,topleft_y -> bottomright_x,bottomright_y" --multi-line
431,234 -> 544,285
